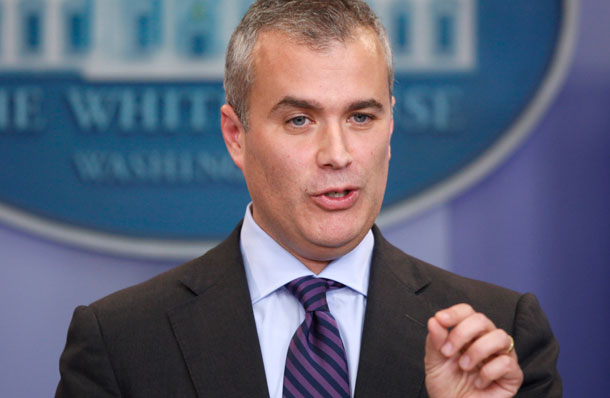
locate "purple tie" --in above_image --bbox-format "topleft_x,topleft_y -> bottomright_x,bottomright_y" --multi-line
283,276 -> 351,398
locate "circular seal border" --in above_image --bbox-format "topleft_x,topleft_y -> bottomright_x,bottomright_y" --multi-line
377,0 -> 579,227
0,0 -> 579,260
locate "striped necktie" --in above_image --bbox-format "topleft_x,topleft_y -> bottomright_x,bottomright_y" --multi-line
283,276 -> 351,398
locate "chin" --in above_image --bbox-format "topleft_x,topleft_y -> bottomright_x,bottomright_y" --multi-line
300,243 -> 355,263
309,223 -> 367,251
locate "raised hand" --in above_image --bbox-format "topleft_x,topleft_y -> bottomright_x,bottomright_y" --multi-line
425,303 -> 523,398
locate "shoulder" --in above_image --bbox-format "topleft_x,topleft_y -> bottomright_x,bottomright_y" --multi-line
419,257 -> 522,316
371,226 -> 522,329
88,223 -> 244,325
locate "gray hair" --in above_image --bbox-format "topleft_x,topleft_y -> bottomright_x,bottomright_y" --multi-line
224,0 -> 394,131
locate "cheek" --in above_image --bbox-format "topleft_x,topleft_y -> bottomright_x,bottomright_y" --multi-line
365,140 -> 391,167
249,143 -> 300,191
363,142 -> 391,190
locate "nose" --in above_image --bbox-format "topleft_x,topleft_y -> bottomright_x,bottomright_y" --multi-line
316,122 -> 353,169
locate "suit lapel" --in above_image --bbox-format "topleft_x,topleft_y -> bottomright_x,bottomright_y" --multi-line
354,227 -> 433,398
168,225 -> 269,398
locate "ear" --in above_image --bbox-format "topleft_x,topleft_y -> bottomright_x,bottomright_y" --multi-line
220,104 -> 246,170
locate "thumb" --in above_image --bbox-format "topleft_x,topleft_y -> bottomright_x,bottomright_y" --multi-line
425,316 -> 450,369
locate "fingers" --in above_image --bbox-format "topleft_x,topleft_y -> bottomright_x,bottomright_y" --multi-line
474,351 -> 523,390
457,329 -> 515,372
430,304 -> 517,367
434,305 -> 497,358
434,303 -> 477,328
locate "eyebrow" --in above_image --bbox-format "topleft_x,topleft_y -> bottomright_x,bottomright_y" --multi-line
270,96 -> 385,114
270,97 -> 323,114
346,99 -> 384,113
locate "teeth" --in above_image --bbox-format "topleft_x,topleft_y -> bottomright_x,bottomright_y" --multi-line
325,190 -> 348,198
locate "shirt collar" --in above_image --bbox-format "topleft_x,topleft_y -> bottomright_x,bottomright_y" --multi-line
240,203 -> 373,304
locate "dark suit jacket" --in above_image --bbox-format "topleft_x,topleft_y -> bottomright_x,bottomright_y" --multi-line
56,225 -> 561,397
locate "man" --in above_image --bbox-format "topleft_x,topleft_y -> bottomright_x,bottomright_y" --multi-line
56,1 -> 561,397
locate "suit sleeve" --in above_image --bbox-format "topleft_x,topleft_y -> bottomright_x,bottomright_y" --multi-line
513,293 -> 562,398
56,305 -> 122,398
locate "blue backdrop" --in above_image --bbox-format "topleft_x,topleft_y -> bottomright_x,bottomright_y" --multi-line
0,1 -> 608,397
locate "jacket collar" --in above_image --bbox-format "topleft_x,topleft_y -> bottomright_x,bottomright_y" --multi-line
354,225 -> 433,398
169,222 -> 269,398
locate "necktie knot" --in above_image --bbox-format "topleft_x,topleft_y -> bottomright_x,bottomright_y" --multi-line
285,275 -> 344,313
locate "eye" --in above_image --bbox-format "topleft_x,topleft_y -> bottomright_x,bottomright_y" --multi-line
287,115 -> 311,128
350,113 -> 373,124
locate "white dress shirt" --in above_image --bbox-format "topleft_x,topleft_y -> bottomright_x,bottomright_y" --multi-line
240,204 -> 373,398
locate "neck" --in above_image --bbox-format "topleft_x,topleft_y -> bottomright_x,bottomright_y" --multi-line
296,256 -> 330,275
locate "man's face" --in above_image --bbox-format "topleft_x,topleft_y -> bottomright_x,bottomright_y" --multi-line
222,29 -> 393,267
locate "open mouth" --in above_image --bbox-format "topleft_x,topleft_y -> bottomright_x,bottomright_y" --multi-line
312,188 -> 359,210
324,190 -> 350,198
